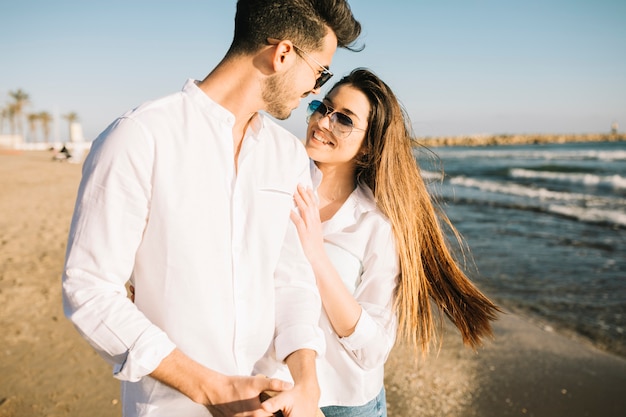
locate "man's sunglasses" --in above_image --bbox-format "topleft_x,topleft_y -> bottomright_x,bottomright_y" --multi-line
306,100 -> 366,138
293,45 -> 333,90
266,38 -> 333,90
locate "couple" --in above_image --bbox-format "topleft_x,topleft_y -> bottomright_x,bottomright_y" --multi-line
62,1 -> 499,416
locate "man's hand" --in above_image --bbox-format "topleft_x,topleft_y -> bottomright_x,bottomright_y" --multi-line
150,349 -> 293,417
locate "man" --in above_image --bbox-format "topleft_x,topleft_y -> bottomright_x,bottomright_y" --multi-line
61,1 -> 362,416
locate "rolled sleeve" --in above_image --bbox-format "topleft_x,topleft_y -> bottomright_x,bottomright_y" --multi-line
274,323 -> 325,362
336,302 -> 397,370
113,326 -> 176,381
337,308 -> 378,351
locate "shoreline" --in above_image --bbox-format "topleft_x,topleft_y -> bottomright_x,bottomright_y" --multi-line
385,311 -> 626,417
1,150 -> 625,417
418,132 -> 626,147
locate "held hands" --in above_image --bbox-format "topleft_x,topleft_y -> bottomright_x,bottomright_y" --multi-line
260,386 -> 324,417
261,346 -> 322,417
207,375 -> 322,417
204,374 -> 293,417
290,184 -> 326,265
150,348 -> 295,417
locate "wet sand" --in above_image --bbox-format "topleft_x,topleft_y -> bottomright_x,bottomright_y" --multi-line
1,150 -> 625,417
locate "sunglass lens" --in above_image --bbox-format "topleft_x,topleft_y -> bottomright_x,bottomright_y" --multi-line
333,112 -> 354,128
315,101 -> 328,116
307,100 -> 323,116
314,72 -> 333,89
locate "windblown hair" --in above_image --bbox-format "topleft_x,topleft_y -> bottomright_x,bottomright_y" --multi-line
228,0 -> 362,56
327,68 -> 501,353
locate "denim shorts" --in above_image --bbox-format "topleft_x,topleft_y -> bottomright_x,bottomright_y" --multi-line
320,387 -> 387,417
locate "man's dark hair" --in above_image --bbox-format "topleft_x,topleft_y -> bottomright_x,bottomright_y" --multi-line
228,0 -> 362,56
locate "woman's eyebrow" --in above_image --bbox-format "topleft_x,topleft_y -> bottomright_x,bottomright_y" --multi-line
324,99 -> 361,120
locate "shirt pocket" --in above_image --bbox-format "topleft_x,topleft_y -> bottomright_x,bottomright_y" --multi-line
258,183 -> 294,197
257,181 -> 295,212
248,183 -> 296,261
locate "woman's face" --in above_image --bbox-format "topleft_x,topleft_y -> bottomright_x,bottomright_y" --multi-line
304,84 -> 370,167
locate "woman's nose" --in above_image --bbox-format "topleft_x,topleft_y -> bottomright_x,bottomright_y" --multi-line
317,112 -> 332,130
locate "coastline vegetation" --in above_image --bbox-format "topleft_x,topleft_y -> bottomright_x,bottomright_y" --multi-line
420,132 -> 625,147
1,88 -> 79,144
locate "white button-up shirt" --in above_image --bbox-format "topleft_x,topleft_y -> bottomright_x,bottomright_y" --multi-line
62,80 -> 324,416
255,163 -> 399,407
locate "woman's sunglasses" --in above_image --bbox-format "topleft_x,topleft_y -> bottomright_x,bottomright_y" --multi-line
306,100 -> 365,139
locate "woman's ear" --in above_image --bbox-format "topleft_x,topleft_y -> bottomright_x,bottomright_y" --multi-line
355,145 -> 370,165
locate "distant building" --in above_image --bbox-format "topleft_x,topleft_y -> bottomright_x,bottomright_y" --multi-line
70,122 -> 85,142
611,121 -> 619,134
67,122 -> 89,163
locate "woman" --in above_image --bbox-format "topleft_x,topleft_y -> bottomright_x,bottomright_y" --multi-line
258,68 -> 501,417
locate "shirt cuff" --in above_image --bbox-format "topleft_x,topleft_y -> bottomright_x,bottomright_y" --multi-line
113,326 -> 176,382
274,324 -> 325,362
337,309 -> 377,351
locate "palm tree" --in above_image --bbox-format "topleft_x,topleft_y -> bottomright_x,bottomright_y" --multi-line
63,112 -> 79,142
6,104 -> 17,135
0,106 -> 8,134
8,89 -> 30,137
27,113 -> 40,142
38,111 -> 53,144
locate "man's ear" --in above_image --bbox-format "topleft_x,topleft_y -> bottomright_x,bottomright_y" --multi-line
270,40 -> 296,72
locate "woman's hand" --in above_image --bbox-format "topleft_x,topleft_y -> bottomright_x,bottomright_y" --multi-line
290,184 -> 326,266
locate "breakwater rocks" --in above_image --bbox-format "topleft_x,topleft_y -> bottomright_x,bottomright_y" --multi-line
419,133 -> 626,147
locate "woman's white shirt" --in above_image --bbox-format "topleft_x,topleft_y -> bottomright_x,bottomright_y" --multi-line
255,162 -> 400,407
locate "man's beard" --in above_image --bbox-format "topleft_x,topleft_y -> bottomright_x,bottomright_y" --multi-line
262,71 -> 296,120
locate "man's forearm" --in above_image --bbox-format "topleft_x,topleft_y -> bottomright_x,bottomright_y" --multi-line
150,348 -> 222,405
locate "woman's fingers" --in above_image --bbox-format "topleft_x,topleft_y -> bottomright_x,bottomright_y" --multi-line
296,184 -> 318,207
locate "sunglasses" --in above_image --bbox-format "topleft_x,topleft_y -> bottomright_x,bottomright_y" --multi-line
292,45 -> 333,90
306,100 -> 366,138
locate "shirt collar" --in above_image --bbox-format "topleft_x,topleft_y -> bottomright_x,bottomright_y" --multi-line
247,112 -> 264,137
351,182 -> 377,213
310,160 -> 379,229
183,79 -> 264,135
310,159 -> 323,190
183,79 -> 236,125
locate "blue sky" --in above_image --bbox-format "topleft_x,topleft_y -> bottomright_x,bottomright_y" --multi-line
1,0 -> 625,142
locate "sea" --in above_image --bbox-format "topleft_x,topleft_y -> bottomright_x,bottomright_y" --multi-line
416,140 -> 626,358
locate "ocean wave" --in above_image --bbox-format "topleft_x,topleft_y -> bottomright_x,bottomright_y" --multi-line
420,170 -> 444,182
436,149 -> 626,162
450,176 -> 586,201
449,176 -> 626,207
510,168 -> 626,190
548,205 -> 626,227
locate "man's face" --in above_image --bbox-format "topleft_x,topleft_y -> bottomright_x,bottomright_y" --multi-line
262,31 -> 338,120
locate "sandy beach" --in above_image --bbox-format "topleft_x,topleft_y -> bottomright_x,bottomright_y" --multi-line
1,150 -> 625,417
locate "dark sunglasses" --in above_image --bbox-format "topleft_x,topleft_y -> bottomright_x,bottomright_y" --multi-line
306,100 -> 365,138
293,45 -> 333,89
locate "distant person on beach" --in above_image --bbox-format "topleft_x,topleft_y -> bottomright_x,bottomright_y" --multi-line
61,1 -> 361,416
52,144 -> 72,161
254,68 -> 501,417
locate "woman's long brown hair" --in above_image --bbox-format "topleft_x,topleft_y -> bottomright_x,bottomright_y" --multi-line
327,68 -> 501,353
